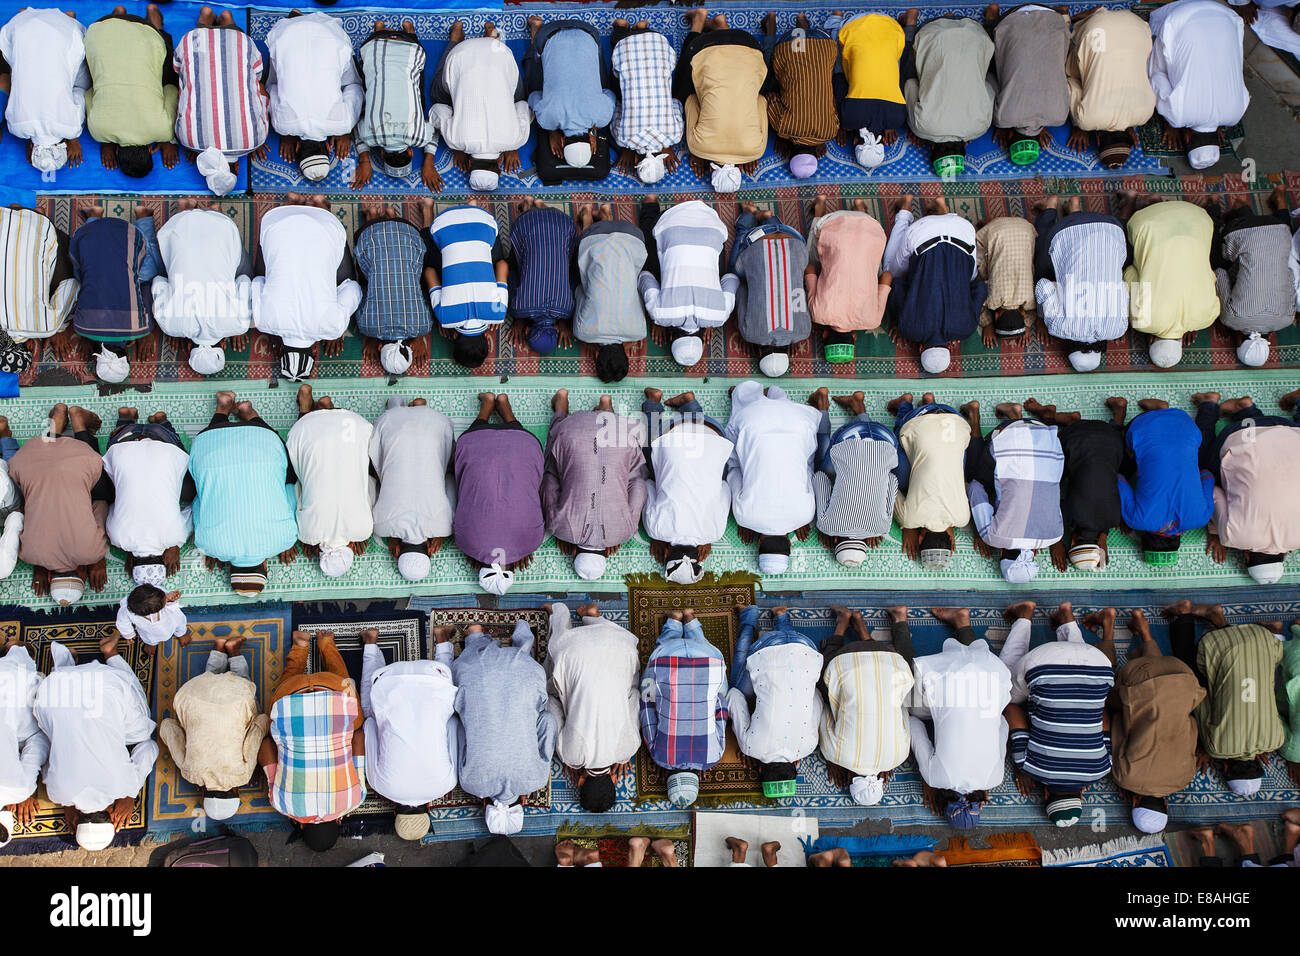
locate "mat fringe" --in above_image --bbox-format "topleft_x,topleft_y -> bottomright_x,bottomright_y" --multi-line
1041,834 -> 1169,867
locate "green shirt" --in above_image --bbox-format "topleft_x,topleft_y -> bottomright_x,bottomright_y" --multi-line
1279,632 -> 1300,763
84,19 -> 177,147
1195,624 -> 1285,761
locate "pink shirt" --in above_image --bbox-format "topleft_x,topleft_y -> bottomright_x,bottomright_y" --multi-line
1213,425 -> 1300,555
805,212 -> 890,332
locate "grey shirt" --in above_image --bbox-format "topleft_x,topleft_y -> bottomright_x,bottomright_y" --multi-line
573,220 -> 648,345
905,17 -> 996,144
992,7 -> 1070,136
1215,221 -> 1296,335
734,231 -> 811,349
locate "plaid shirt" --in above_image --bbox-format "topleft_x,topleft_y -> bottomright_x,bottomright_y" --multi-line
611,31 -> 684,156
639,632 -> 729,771
975,216 -> 1037,321
354,219 -> 433,341
968,419 -> 1064,551
268,689 -> 366,823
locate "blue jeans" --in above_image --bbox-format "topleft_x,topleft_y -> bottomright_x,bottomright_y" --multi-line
658,616 -> 704,644
1194,400 -> 1300,481
729,212 -> 803,273
107,418 -> 184,451
0,436 -> 16,461
816,410 -> 896,476
642,398 -> 724,443
730,605 -> 765,695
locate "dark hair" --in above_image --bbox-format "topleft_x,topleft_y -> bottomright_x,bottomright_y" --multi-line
296,139 -> 329,163
452,333 -> 490,369
594,343 -> 629,383
1073,528 -> 1100,546
824,329 -> 854,346
301,820 -> 340,852
577,774 -> 617,813
82,810 -> 112,825
1096,130 -> 1132,168
116,145 -> 154,179
967,790 -> 988,804
206,788 -> 238,800
666,543 -> 700,563
1044,786 -> 1082,801
382,149 -> 411,168
759,761 -> 796,783
395,804 -> 426,817
994,309 -> 1025,335
469,156 -> 497,174
1137,794 -> 1168,813
1188,130 -> 1219,152
1224,758 -> 1264,780
1000,548 -> 1021,561
920,530 -> 950,552
1247,551 -> 1286,567
126,583 -> 167,617
1140,531 -> 1180,553
932,140 -> 965,161
563,133 -> 586,147
758,534 -> 790,556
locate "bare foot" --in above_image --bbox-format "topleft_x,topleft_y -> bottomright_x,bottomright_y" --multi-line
930,606 -> 970,629
1003,599 -> 1036,622
760,841 -> 781,867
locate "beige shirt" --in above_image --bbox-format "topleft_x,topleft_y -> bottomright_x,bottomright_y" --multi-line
158,671 -> 268,791
8,437 -> 108,572
976,216 -> 1038,324
895,412 -> 971,533
1067,9 -> 1156,132
683,44 -> 768,165
1213,425 -> 1300,555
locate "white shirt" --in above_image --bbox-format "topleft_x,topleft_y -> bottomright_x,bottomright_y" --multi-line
285,408 -> 375,550
34,649 -> 158,813
266,12 -> 364,140
252,205 -> 360,348
884,210 -> 978,281
1034,217 -> 1130,345
544,605 -> 641,769
724,382 -> 820,536
427,37 -> 531,157
1148,0 -> 1249,133
727,642 -> 824,763
369,405 -> 456,544
0,8 -> 90,147
0,646 -> 48,807
641,421 -> 733,547
102,438 -> 192,557
151,209 -> 252,346
361,643 -> 458,807
116,597 -> 187,647
909,638 -> 1011,794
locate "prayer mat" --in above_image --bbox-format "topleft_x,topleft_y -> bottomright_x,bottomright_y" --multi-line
1163,820 -> 1289,868
940,833 -> 1042,867
26,171 -> 1298,385
247,1 -> 1162,196
0,611 -> 153,854
1042,834 -> 1172,867
1136,119 -> 1245,163
146,604 -> 293,838
800,834 -> 936,867
555,823 -> 693,868
693,811 -> 818,867
626,572 -> 774,808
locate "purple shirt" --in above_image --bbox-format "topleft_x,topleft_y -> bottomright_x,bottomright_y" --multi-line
453,425 -> 545,565
541,410 -> 648,551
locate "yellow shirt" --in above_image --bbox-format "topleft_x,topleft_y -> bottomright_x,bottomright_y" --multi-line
894,411 -> 972,533
1123,201 -> 1219,339
840,14 -> 906,106
684,44 -> 768,165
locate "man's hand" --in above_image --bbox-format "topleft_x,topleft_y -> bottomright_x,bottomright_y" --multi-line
1013,768 -> 1035,797
826,762 -> 849,790
971,529 -> 993,559
1195,746 -> 1212,774
1205,532 -> 1226,563
351,152 -> 372,189
164,590 -> 181,604
921,781 -> 941,815
7,795 -> 39,826
163,545 -> 181,575
1288,761 -> 1300,788
330,134 -> 352,158
1066,128 -> 1089,154
901,527 -> 920,560
159,143 -> 179,169
500,150 -> 520,174
109,795 -> 135,829
66,139 -> 83,168
556,321 -> 574,349
100,142 -> 118,170
421,154 -> 443,193
1050,539 -> 1068,573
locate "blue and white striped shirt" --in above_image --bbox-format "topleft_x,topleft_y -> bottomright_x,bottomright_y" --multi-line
1009,640 -> 1114,788
427,205 -> 506,335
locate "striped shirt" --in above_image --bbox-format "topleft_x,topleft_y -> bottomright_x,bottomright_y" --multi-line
174,26 -> 269,157
354,219 -> 433,342
733,231 -> 811,349
354,33 -> 436,153
1009,640 -> 1114,788
427,205 -> 506,335
268,689 -> 365,823
508,207 -> 576,322
610,30 -> 684,156
573,221 -> 648,345
69,218 -> 151,342
1034,213 -> 1130,345
766,35 -> 838,147
638,201 -> 737,333
968,420 -> 1065,552
819,647 -> 914,775
813,436 -> 898,539
1195,624 -> 1285,761
0,207 -> 78,340
1215,219 -> 1295,335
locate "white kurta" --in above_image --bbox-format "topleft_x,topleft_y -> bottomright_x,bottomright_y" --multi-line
252,205 -> 361,348
427,37 -> 531,157
286,408 -> 375,549
0,646 -> 48,807
726,642 -> 824,764
0,9 -> 90,148
150,209 -> 252,346
102,438 -> 192,557
265,12 -> 364,141
34,645 -> 157,813
1148,0 -> 1249,133
116,597 -> 187,647
724,381 -> 820,536
369,404 -> 456,544
641,421 -> 734,547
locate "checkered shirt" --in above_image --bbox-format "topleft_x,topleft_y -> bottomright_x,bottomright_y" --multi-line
354,220 -> 433,341
268,689 -> 366,823
639,634 -> 729,771
611,31 -> 684,156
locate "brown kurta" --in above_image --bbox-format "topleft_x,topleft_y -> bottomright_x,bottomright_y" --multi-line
8,437 -> 109,572
766,36 -> 839,147
1109,655 -> 1206,798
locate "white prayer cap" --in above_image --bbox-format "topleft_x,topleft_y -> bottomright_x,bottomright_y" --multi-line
789,153 -> 817,179
855,130 -> 885,170
665,555 -> 704,584
758,351 -> 789,377
0,809 -> 13,848
380,342 -> 413,376
189,344 -> 226,376
94,346 -> 130,384
397,550 -> 431,582
478,563 -> 515,595
1148,337 -> 1182,368
636,152 -> 667,184
1247,560 -> 1285,585
999,551 -> 1039,584
757,551 -> 790,575
573,550 -> 606,581
1131,806 -> 1168,834
671,334 -> 704,367
203,796 -> 241,821
1068,349 -> 1101,373
835,539 -> 868,568
1068,543 -> 1104,572
1188,144 -> 1220,170
76,821 -> 116,851
563,140 -> 592,167
1236,332 -> 1269,368
468,167 -> 499,191
132,562 -> 167,588
318,546 -> 354,578
197,146 -> 238,196
666,771 -> 699,807
920,346 -> 951,374
50,574 -> 84,606
1227,776 -> 1262,797
849,775 -> 884,806
484,800 -> 524,835
710,163 -> 742,194
31,142 -> 68,174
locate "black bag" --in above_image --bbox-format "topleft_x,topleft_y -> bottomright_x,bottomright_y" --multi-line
161,834 -> 258,868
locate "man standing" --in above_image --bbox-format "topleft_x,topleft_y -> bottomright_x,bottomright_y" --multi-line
544,602 -> 640,813
0,8 -> 89,175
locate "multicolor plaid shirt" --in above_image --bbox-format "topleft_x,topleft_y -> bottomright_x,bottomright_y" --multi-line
267,689 -> 366,823
610,31 -> 684,156
354,219 -> 434,342
639,631 -> 729,772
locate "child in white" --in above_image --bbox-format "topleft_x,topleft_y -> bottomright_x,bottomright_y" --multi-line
116,584 -> 189,655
